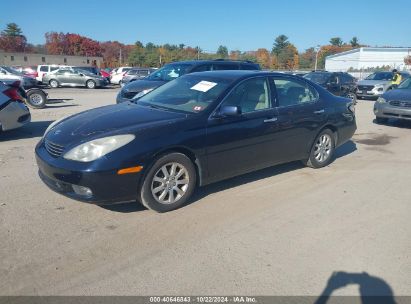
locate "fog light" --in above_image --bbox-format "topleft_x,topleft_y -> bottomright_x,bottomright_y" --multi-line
72,185 -> 93,198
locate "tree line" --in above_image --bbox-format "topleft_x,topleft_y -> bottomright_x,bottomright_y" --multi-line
0,22 -> 391,70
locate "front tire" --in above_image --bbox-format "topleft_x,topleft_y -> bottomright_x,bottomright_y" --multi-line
139,153 -> 197,212
86,80 -> 96,89
49,79 -> 59,88
303,129 -> 335,168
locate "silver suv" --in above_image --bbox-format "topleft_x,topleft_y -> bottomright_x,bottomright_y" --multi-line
357,71 -> 410,99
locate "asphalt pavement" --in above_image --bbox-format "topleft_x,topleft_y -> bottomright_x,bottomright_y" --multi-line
0,87 -> 410,297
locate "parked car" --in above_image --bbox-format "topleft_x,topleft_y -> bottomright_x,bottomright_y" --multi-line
42,68 -> 108,89
304,71 -> 357,102
0,81 -> 31,132
0,66 -> 38,88
374,77 -> 411,123
12,66 -> 38,79
36,65 -> 62,83
100,69 -> 110,83
110,67 -> 132,85
357,71 -> 410,99
36,71 -> 356,212
121,68 -> 156,86
116,59 -> 261,103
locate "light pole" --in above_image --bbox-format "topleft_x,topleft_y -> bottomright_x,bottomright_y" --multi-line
314,45 -> 321,71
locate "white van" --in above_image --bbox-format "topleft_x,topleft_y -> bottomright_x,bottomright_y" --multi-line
37,65 -> 67,83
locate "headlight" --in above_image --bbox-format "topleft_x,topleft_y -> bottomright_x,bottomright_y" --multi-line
43,116 -> 69,138
377,97 -> 386,103
132,88 -> 154,100
63,134 -> 135,162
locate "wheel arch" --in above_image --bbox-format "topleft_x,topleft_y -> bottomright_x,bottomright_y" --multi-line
142,146 -> 204,189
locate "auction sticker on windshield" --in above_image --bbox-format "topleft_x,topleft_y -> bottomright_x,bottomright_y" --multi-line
190,81 -> 217,92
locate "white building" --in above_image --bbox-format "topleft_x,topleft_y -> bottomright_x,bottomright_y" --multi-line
325,47 -> 411,72
0,51 -> 103,67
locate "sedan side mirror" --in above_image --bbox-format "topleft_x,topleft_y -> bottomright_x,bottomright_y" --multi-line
219,105 -> 242,117
79,73 -> 85,77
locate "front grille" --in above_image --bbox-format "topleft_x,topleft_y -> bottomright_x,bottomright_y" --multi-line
358,85 -> 374,91
45,140 -> 65,157
389,100 -> 411,108
121,91 -> 138,99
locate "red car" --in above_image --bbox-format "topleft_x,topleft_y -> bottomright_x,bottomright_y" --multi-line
100,69 -> 110,83
13,66 -> 38,79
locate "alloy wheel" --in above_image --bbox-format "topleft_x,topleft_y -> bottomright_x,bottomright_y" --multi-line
314,134 -> 332,163
151,162 -> 189,205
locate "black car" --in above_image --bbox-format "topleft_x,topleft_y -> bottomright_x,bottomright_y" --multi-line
36,71 -> 356,212
304,71 -> 357,102
116,59 -> 261,103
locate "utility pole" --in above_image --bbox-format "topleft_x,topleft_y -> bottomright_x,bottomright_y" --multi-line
314,45 -> 321,71
119,48 -> 122,66
159,54 -> 162,66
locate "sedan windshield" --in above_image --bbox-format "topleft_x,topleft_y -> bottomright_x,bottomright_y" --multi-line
146,63 -> 193,82
304,73 -> 330,84
138,74 -> 232,113
365,72 -> 392,80
398,78 -> 411,89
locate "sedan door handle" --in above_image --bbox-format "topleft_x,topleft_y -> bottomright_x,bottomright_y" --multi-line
313,109 -> 325,114
263,117 -> 278,123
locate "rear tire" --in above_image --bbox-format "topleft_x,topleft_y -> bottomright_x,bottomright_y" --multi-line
347,92 -> 357,105
86,80 -> 96,89
49,79 -> 59,88
26,89 -> 47,109
139,153 -> 197,212
303,129 -> 335,169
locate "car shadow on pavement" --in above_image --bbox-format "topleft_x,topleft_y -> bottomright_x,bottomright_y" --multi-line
334,140 -> 357,159
315,271 -> 396,304
0,120 -> 53,141
99,140 -> 357,213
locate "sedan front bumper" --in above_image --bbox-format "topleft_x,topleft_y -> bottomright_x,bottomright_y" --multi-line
374,102 -> 411,121
35,144 -> 142,204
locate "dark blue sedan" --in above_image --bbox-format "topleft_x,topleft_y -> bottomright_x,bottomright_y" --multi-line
35,71 -> 356,212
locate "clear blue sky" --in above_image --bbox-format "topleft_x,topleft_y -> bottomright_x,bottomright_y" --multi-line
1,0 -> 410,52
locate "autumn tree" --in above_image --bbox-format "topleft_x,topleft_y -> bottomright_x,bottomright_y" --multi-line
299,47 -> 316,70
255,48 -> 271,69
0,23 -> 28,52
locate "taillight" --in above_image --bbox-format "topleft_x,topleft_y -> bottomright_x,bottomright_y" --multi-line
3,87 -> 24,102
348,102 -> 355,114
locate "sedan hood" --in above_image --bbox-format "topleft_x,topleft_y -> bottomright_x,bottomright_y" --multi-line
382,89 -> 411,101
46,103 -> 187,145
358,79 -> 390,86
122,79 -> 166,93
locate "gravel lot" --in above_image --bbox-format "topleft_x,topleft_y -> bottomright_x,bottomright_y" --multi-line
0,87 -> 410,297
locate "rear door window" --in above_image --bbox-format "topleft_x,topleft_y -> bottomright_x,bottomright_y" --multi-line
191,64 -> 213,72
39,66 -> 48,72
271,77 -> 318,107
